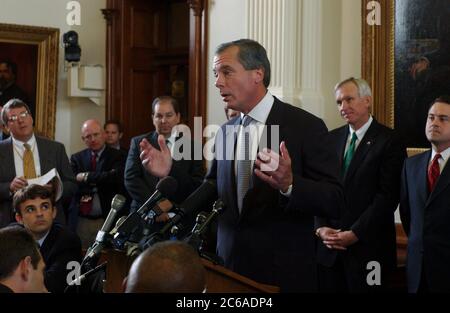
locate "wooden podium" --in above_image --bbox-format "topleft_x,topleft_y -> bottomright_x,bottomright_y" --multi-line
104,249 -> 279,293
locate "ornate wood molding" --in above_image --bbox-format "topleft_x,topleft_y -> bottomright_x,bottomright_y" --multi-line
361,0 -> 394,128
0,23 -> 59,139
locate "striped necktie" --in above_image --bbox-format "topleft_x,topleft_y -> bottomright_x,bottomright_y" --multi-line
236,115 -> 253,213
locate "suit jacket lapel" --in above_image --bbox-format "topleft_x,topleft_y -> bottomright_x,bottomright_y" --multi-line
427,155 -> 450,205
36,136 -> 50,174
344,120 -> 379,182
0,138 -> 16,177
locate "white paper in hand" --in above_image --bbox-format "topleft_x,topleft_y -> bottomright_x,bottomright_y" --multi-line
27,168 -> 63,201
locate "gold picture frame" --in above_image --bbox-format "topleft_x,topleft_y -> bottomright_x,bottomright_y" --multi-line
361,0 -> 429,157
0,23 -> 59,139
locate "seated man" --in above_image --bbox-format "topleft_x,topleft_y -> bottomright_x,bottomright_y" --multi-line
13,184 -> 82,293
124,240 -> 206,293
0,226 -> 47,293
70,119 -> 127,248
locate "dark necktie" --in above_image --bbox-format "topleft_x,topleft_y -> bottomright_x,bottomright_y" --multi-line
236,115 -> 253,213
91,152 -> 97,171
342,132 -> 358,176
427,153 -> 441,192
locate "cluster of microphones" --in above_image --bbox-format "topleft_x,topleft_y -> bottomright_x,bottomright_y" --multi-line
68,176 -> 223,290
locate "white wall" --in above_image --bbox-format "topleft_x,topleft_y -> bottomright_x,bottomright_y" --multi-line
206,0 -> 361,131
0,0 -> 106,155
207,0 -> 247,127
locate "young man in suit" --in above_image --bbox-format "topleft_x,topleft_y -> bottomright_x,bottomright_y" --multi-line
0,226 -> 47,293
140,39 -> 344,292
13,184 -> 82,293
104,119 -> 128,157
0,99 -> 77,228
315,77 -> 406,292
125,96 -> 204,213
400,96 -> 450,293
70,119 -> 127,248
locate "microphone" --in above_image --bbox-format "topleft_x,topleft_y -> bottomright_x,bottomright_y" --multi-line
82,194 -> 126,270
112,176 -> 178,248
192,199 -> 225,238
139,180 -> 217,249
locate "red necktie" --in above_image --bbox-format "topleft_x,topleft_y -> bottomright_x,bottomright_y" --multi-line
91,152 -> 97,171
427,153 -> 441,192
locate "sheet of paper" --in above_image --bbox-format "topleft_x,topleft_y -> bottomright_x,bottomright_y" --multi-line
27,168 -> 63,201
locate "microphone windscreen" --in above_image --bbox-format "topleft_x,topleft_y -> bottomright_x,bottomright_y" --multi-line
111,194 -> 127,211
156,176 -> 178,200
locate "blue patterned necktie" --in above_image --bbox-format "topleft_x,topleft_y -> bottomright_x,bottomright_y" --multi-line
236,115 -> 253,213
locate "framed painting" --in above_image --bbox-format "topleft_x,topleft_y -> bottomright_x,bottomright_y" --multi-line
0,23 -> 59,139
362,0 -> 449,154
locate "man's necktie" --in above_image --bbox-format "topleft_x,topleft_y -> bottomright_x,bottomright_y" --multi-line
342,132 -> 358,176
23,143 -> 37,179
91,151 -> 97,171
236,115 -> 253,213
427,153 -> 441,193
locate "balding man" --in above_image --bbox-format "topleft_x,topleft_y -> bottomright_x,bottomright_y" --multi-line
69,119 -> 127,248
124,241 -> 206,293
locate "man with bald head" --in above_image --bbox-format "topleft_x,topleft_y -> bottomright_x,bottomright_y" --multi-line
69,119 -> 127,247
124,241 -> 206,293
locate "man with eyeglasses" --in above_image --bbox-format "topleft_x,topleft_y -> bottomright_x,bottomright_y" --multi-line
124,96 -> 204,236
0,98 -> 76,228
69,119 -> 128,248
400,96 -> 450,293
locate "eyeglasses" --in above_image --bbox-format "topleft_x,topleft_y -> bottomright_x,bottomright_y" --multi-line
7,111 -> 30,123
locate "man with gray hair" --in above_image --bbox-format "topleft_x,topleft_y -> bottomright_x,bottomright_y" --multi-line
0,99 -> 76,228
315,77 -> 406,292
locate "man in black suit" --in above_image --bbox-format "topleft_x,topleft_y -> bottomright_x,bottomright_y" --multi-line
315,77 -> 406,292
125,96 -> 204,214
70,119 -> 127,248
400,96 -> 450,293
13,184 -> 81,293
140,39 -> 344,292
0,226 -> 47,293
0,99 -> 77,228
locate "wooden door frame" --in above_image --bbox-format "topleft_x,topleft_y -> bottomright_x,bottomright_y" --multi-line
102,0 -> 208,132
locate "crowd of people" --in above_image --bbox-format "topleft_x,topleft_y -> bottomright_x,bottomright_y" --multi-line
0,38 -> 450,293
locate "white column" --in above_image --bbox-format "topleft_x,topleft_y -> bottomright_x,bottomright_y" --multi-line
246,0 -> 324,117
298,0 -> 324,117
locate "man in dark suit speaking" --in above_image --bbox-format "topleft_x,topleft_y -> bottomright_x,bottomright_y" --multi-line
140,39 -> 344,292
400,96 -> 450,293
315,78 -> 406,292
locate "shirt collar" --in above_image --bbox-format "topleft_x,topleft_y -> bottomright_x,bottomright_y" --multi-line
12,133 -> 36,150
431,146 -> 450,162
348,115 -> 373,140
92,144 -> 106,157
36,229 -> 51,247
241,91 -> 274,124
